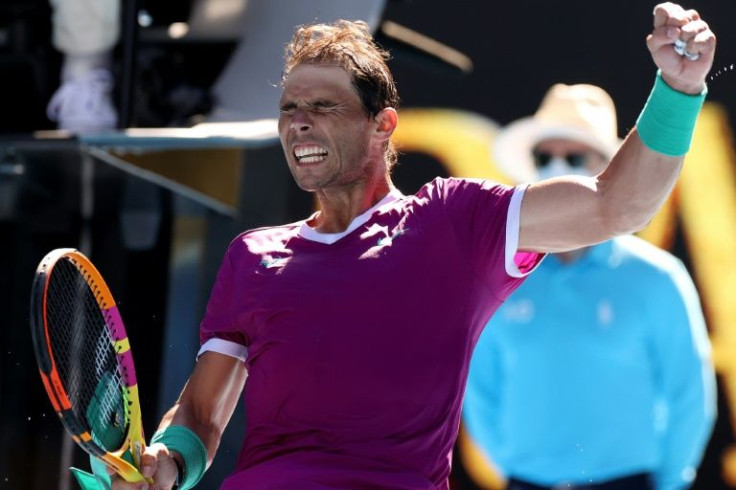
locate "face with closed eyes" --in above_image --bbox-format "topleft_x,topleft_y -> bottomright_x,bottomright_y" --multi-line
278,63 -> 387,192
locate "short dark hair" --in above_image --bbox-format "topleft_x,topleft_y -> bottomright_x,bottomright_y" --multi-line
283,20 -> 400,167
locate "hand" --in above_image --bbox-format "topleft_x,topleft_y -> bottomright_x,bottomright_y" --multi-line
647,3 -> 716,94
109,443 -> 179,490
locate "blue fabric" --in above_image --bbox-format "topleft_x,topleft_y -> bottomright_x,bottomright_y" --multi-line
463,236 -> 716,490
70,456 -> 111,490
70,468 -> 103,490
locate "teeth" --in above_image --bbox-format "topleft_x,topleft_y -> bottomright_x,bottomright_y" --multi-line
295,145 -> 328,160
299,155 -> 326,163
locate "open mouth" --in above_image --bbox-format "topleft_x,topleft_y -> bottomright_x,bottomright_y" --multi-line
294,145 -> 328,164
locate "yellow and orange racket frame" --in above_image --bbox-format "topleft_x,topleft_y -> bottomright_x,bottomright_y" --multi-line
30,248 -> 148,483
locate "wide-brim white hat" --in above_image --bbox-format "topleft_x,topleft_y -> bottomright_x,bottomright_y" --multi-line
493,83 -> 622,184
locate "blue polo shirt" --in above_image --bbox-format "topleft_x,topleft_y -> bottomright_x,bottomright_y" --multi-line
463,235 -> 716,489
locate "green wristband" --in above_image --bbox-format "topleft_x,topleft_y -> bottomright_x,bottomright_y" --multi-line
151,426 -> 207,489
636,70 -> 707,156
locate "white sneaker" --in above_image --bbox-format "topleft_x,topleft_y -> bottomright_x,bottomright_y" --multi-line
47,68 -> 118,132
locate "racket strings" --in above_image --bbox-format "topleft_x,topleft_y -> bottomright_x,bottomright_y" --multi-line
46,258 -> 129,449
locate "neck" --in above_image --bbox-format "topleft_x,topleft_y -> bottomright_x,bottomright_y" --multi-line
310,178 -> 393,233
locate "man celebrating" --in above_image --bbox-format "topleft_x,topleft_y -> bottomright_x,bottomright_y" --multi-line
112,3 -> 715,489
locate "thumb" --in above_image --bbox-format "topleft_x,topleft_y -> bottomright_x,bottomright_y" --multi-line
139,442 -> 168,479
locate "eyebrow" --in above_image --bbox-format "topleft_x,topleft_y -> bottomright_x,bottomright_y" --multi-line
310,100 -> 338,107
279,99 -> 340,111
279,101 -> 297,111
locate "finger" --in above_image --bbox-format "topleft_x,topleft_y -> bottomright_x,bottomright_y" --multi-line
681,23 -> 713,61
139,453 -> 159,479
688,29 -> 717,58
139,443 -> 180,489
151,453 -> 180,490
680,19 -> 710,43
110,474 -> 149,490
653,2 -> 684,28
105,465 -> 146,490
646,25 -> 680,53
684,8 -> 701,21
665,8 -> 701,28
653,4 -> 668,29
654,4 -> 702,30
152,446 -> 172,478
139,442 -> 172,479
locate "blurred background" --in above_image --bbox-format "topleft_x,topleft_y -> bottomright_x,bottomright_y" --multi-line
1,0 -> 735,488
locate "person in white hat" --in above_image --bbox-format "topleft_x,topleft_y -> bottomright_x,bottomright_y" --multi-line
463,83 -> 717,490
493,83 -> 622,185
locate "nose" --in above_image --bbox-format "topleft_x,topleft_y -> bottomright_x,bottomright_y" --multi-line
290,109 -> 312,132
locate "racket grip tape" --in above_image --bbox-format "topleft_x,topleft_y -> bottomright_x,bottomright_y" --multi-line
151,426 -> 207,489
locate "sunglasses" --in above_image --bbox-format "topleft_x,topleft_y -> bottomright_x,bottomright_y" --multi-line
532,151 -> 589,169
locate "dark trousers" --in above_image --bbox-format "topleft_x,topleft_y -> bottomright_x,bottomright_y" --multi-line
507,472 -> 654,490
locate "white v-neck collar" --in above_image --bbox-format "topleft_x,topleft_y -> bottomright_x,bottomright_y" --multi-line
298,190 -> 403,244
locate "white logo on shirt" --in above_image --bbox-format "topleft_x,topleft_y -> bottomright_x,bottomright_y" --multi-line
260,255 -> 288,269
377,228 -> 408,246
597,300 -> 614,327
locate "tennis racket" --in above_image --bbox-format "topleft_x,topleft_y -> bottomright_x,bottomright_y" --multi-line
30,248 -> 149,483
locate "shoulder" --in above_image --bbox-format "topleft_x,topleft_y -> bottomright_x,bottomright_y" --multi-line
236,221 -> 301,242
415,176 -> 514,202
226,222 -> 303,258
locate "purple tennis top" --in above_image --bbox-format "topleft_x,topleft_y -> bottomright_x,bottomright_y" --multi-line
199,177 -> 543,489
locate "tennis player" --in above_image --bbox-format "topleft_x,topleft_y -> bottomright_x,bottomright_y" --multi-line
112,3 -> 716,489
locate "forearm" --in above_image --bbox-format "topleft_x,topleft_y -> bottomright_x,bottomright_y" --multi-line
158,352 -> 247,466
601,67 -> 708,234
157,400 -> 224,468
595,129 -> 684,236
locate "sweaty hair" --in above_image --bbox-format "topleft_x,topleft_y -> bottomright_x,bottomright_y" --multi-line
282,20 -> 400,167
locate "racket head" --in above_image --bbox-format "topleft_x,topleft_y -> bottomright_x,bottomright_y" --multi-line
30,248 -> 147,482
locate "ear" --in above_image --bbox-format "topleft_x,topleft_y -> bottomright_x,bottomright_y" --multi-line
374,108 -> 398,141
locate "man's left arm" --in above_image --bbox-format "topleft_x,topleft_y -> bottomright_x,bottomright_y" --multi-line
519,3 -> 716,253
650,260 -> 717,489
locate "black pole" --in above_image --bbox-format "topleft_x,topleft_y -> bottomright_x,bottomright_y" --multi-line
118,0 -> 139,129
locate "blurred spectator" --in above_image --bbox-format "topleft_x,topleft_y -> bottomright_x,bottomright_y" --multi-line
462,83 -> 717,490
45,0 -> 119,131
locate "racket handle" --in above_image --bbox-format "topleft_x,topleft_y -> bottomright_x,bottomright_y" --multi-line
100,453 -> 150,484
